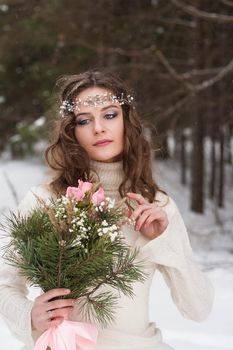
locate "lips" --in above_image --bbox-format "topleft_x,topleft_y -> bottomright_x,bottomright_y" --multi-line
93,139 -> 113,146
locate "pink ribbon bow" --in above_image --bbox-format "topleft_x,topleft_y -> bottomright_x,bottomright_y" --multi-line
34,320 -> 98,350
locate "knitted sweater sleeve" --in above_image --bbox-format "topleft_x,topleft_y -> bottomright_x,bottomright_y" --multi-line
0,185 -> 51,348
0,260 -> 35,348
139,195 -> 214,321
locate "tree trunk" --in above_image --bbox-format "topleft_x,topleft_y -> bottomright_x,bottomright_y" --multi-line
191,111 -> 204,213
218,128 -> 225,208
181,131 -> 187,185
161,133 -> 170,159
209,136 -> 216,199
190,2 -> 205,213
174,129 -> 181,160
226,124 -> 232,165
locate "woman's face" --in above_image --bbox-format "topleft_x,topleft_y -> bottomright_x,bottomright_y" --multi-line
74,87 -> 124,163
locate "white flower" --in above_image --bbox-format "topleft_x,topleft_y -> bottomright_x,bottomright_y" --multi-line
109,232 -> 118,242
102,220 -> 108,227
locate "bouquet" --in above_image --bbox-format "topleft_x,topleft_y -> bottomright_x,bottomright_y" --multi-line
2,180 -> 146,350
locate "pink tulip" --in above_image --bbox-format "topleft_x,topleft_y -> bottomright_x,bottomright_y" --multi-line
78,180 -> 92,194
91,187 -> 105,205
66,187 -> 84,201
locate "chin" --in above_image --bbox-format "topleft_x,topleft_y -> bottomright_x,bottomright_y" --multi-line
92,152 -> 123,163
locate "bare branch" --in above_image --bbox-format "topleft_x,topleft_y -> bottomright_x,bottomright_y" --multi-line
111,63 -> 227,81
95,42 -> 195,92
75,40 -> 233,95
171,0 -> 233,23
153,48 -> 194,92
220,0 -> 233,8
151,49 -> 233,93
155,58 -> 233,123
159,17 -> 195,28
143,88 -> 186,119
181,67 -> 228,79
153,94 -> 191,123
74,39 -> 155,57
195,57 -> 233,92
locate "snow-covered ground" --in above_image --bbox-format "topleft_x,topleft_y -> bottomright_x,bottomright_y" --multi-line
0,157 -> 232,350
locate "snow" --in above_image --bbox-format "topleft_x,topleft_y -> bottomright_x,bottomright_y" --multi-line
0,156 -> 233,350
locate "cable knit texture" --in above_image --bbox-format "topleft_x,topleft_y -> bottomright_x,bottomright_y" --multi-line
0,160 -> 214,350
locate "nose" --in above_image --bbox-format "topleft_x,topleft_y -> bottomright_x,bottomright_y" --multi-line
93,117 -> 105,134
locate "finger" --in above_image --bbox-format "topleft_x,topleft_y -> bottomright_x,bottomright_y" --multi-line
44,318 -> 64,329
130,204 -> 152,221
45,299 -> 75,311
124,208 -> 132,218
39,289 -> 71,303
144,211 -> 168,228
47,306 -> 74,320
126,192 -> 148,205
135,210 -> 153,230
45,309 -> 54,320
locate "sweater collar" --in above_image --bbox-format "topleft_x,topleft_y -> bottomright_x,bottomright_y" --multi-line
90,160 -> 124,192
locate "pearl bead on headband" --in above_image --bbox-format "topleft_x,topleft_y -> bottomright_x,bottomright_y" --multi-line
59,92 -> 134,116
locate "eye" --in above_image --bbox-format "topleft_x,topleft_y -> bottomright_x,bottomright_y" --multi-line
75,118 -> 90,126
105,112 -> 118,119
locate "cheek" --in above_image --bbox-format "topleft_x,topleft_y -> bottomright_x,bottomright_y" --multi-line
118,121 -> 124,147
74,128 -> 80,143
114,116 -> 124,137
74,128 -> 88,149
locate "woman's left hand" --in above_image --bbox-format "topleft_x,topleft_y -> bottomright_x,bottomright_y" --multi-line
126,192 -> 169,240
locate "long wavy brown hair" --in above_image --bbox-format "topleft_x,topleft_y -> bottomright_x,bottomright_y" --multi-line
45,69 -> 163,202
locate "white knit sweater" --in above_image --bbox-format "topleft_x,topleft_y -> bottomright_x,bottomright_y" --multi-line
0,160 -> 214,350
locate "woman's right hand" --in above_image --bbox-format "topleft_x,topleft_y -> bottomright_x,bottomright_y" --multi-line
31,288 -> 75,332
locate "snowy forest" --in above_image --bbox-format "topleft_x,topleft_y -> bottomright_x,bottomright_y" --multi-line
0,1 -> 233,350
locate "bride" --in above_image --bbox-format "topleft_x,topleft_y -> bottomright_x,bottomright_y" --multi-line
0,69 -> 214,350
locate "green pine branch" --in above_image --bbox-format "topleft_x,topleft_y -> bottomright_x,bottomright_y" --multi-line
1,204 -> 147,326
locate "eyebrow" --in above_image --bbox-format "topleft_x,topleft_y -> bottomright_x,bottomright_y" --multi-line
75,104 -> 120,118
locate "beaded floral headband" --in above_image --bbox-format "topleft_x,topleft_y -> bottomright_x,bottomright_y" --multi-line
59,92 -> 134,116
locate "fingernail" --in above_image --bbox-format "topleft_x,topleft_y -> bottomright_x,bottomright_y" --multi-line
65,289 -> 71,293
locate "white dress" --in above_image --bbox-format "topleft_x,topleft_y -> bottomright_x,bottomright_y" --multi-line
0,160 -> 214,350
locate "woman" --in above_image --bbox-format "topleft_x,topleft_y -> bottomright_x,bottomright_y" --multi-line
0,70 -> 214,350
